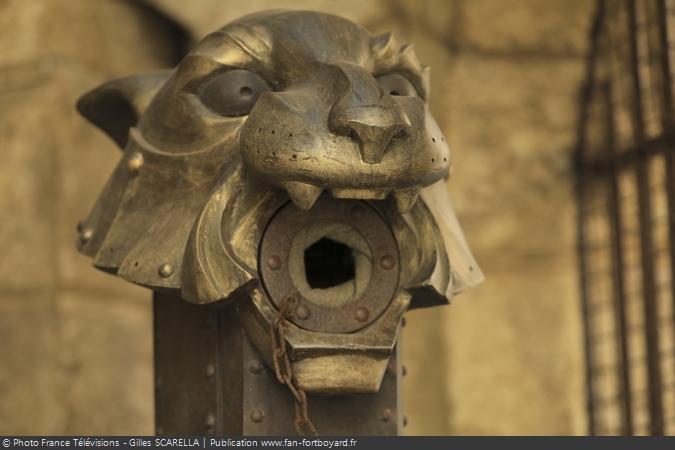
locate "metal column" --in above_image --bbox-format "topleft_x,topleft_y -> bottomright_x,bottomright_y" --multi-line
153,292 -> 402,436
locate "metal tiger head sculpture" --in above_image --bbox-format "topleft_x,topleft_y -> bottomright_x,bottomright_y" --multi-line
76,10 -> 483,394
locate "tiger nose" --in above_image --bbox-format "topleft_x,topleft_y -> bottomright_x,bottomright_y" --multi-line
335,110 -> 410,164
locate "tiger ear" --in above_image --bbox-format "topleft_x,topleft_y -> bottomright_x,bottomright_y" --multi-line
76,70 -> 172,148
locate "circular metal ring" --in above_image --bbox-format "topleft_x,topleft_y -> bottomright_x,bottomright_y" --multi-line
258,196 -> 400,333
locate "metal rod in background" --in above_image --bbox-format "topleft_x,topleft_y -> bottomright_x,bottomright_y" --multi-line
625,0 -> 664,435
574,0 -> 608,434
603,80 -> 634,435
655,2 -> 675,418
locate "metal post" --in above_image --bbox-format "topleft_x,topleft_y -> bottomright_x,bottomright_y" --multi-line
154,291 -> 402,436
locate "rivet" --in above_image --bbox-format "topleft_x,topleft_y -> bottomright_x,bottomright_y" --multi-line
380,408 -> 392,423
402,365 -> 408,377
79,228 -> 93,244
249,360 -> 263,374
355,307 -> 370,322
206,413 -> 215,428
206,363 -> 215,378
127,152 -> 144,174
350,205 -> 366,221
403,416 -> 408,427
380,255 -> 396,270
266,255 -> 282,270
158,263 -> 174,278
401,317 -> 407,328
295,304 -> 310,320
76,220 -> 85,232
250,409 -> 264,423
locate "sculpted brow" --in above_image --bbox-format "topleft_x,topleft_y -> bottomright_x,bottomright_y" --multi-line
191,31 -> 273,71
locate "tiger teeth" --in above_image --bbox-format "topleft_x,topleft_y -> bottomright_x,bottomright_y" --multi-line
392,188 -> 420,214
282,185 -> 420,213
284,182 -> 323,210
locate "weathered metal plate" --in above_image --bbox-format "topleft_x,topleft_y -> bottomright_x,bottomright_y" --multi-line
243,335 -> 401,435
153,291 -> 219,435
154,292 -> 401,436
259,196 -> 400,333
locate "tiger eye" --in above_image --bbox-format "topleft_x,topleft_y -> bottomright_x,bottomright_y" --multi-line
200,69 -> 270,116
376,73 -> 418,97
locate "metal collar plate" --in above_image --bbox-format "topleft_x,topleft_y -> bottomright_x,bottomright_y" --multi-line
259,196 -> 400,333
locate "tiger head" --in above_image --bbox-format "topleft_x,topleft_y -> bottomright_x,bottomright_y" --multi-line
77,10 -> 482,394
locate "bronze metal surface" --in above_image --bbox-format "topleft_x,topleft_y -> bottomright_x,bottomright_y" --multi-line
76,10 -> 482,306
154,292 -> 221,436
238,285 -> 408,394
78,9 -> 483,404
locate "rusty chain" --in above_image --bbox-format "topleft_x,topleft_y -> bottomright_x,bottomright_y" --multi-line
270,295 -> 319,436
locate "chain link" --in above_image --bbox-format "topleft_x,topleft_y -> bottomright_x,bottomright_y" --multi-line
270,295 -> 318,436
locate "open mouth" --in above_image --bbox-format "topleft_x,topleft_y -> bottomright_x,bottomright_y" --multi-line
282,181 -> 421,213
288,221 -> 373,308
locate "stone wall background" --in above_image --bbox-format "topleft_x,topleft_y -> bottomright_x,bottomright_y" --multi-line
0,0 -> 594,435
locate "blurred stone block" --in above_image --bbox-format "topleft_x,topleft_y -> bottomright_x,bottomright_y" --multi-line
445,55 -> 584,250
57,290 -> 153,435
0,0 -> 178,435
0,291 -> 153,435
147,0 -> 391,39
455,0 -> 592,55
443,256 -> 585,435
0,296 -> 65,434
0,0 -> 183,72
402,308 -> 453,435
0,71 -> 59,292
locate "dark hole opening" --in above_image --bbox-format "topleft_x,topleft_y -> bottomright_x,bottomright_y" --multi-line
304,238 -> 355,289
